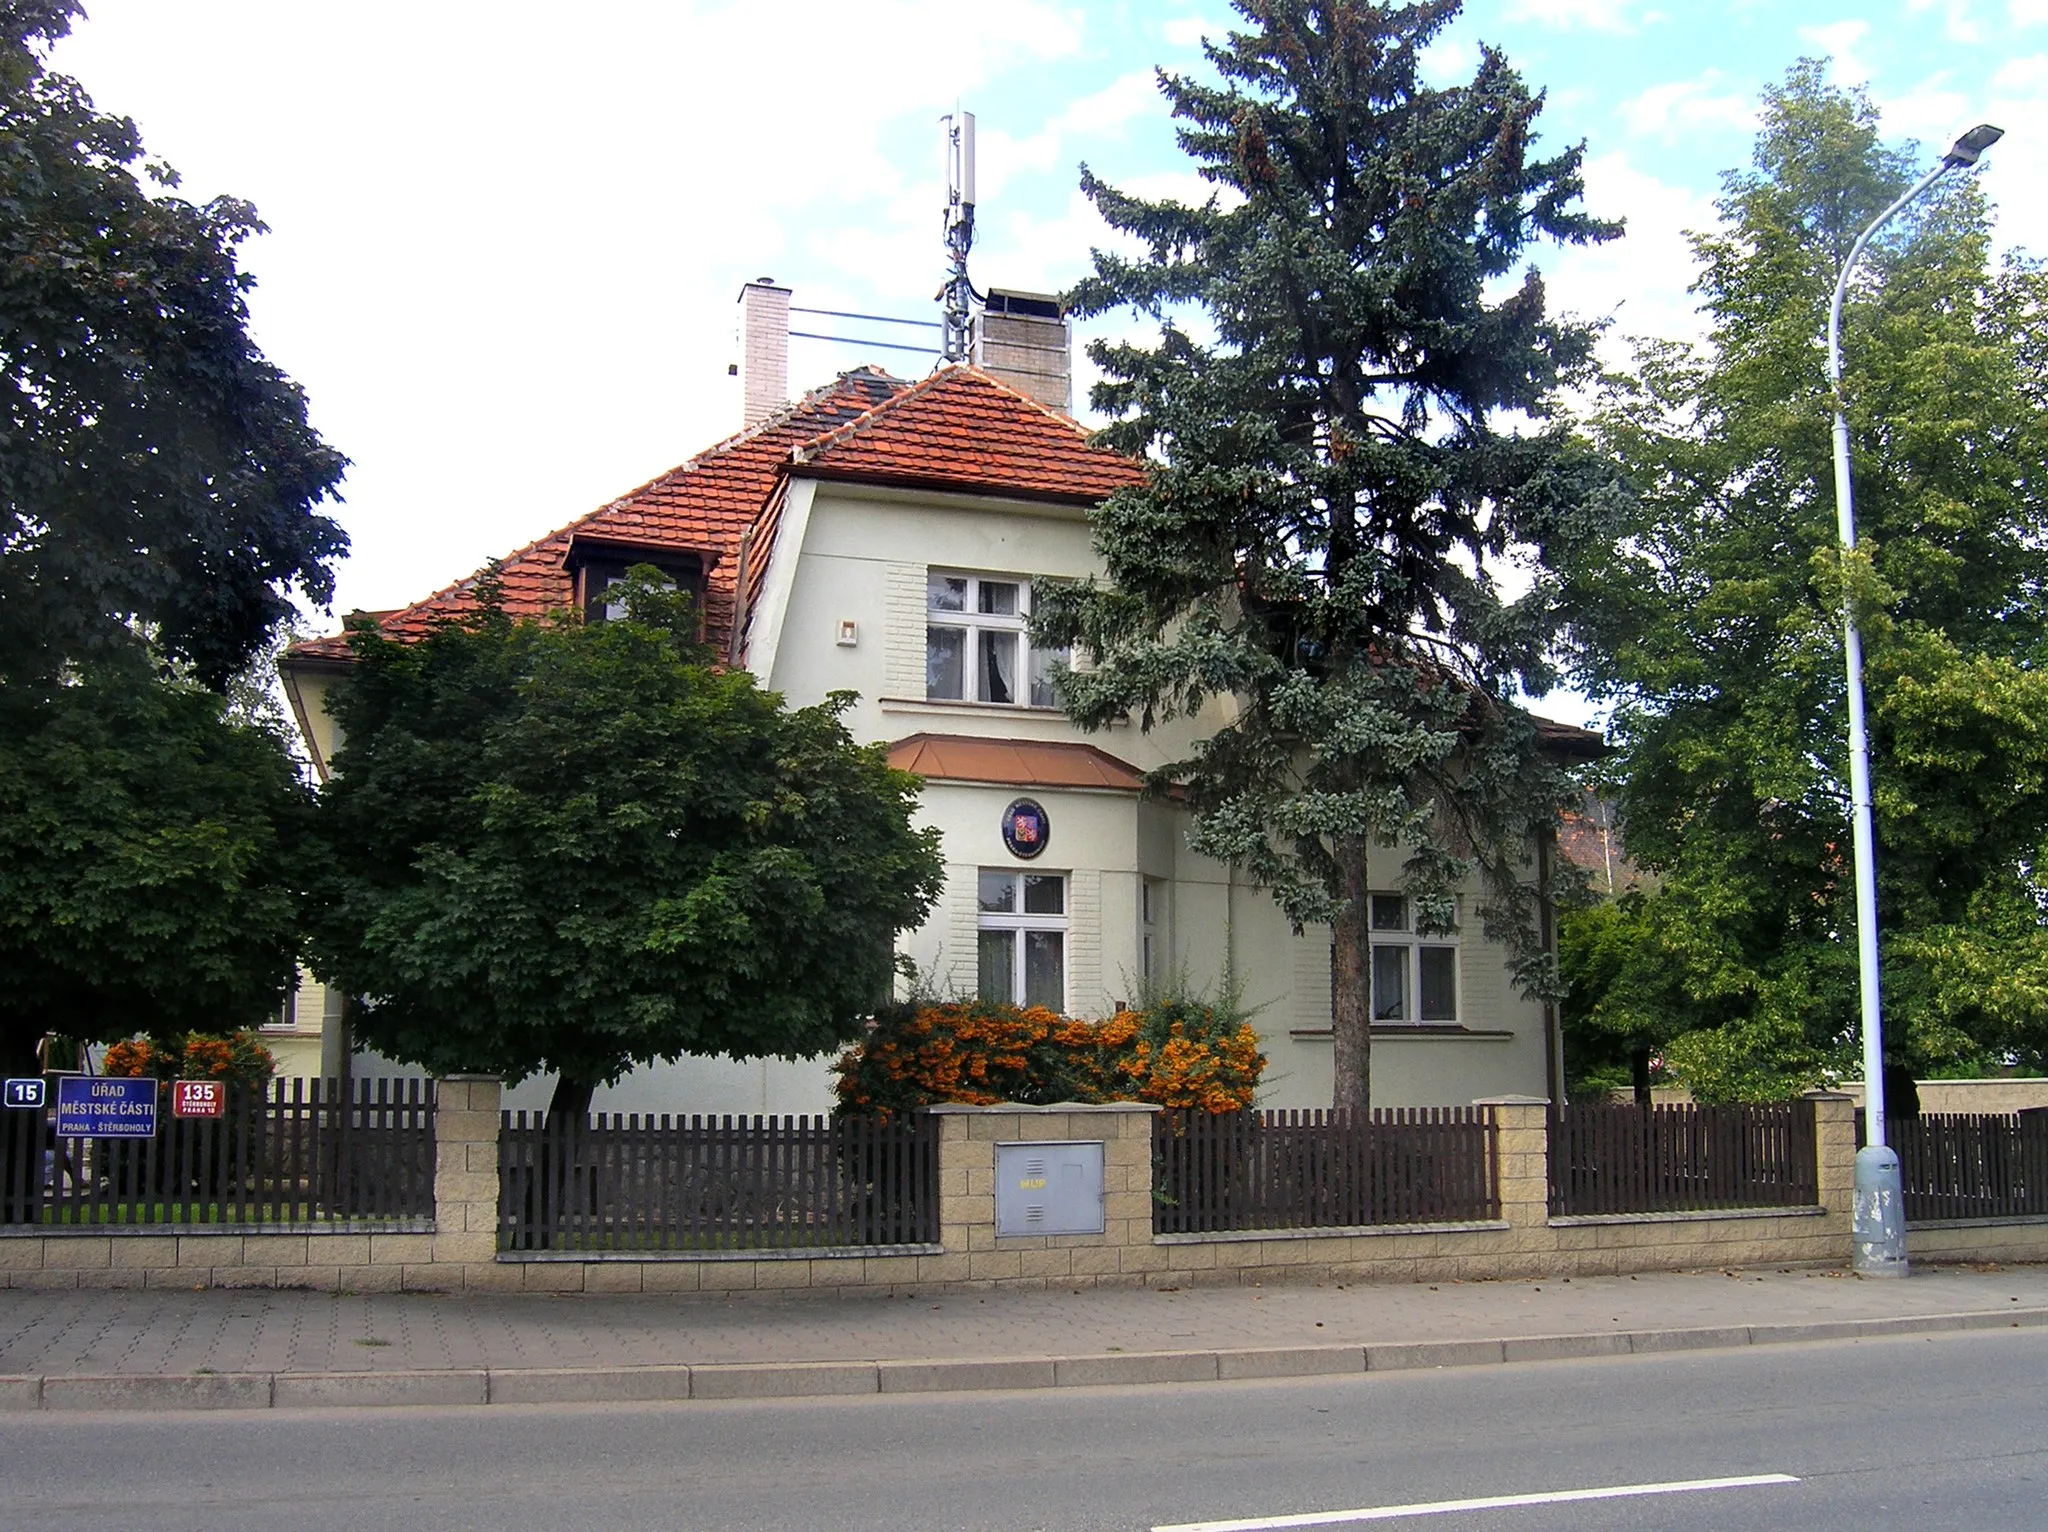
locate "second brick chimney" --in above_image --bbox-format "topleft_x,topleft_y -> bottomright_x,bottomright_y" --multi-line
737,277 -> 791,428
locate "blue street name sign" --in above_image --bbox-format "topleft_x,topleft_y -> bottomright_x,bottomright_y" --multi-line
3,1078 -> 45,1109
55,1075 -> 157,1138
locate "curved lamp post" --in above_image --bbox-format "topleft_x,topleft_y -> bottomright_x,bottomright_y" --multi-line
1829,122 -> 2002,1277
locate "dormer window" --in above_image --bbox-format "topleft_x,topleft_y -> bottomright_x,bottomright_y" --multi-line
565,537 -> 710,626
926,570 -> 1065,707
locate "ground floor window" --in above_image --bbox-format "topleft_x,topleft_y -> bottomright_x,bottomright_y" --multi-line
1141,878 -> 1165,983
1357,893 -> 1459,1024
977,869 -> 1066,1010
1368,892 -> 1466,1024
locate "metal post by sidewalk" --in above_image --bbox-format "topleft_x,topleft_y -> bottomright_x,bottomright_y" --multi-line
1827,122 -> 2002,1276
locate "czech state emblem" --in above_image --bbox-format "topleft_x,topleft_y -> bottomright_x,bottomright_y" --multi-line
1002,798 -> 1050,859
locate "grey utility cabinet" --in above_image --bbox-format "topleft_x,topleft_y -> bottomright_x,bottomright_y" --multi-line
994,1140 -> 1106,1237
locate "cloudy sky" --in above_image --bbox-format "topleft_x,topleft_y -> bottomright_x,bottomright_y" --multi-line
49,0 -> 2043,637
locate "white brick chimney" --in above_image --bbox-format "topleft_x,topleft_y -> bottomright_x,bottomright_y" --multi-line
737,277 -> 791,428
975,288 -> 1072,412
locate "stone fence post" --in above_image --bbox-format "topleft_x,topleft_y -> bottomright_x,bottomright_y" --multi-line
1473,1096 -> 1551,1235
1804,1090 -> 1857,1249
925,1102 -> 1158,1286
433,1075 -> 504,1273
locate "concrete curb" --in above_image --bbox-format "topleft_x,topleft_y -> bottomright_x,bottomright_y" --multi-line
5,1305 -> 2043,1413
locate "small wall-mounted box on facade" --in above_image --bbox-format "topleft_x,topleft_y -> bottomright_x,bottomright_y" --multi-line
994,1140 -> 1105,1237
836,619 -> 858,646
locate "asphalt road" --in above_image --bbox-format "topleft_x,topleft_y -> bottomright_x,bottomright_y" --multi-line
2,1329 -> 2042,1532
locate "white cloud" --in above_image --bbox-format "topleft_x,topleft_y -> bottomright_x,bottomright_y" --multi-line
48,0 -> 1094,618
1538,152 -> 1719,355
2011,0 -> 2048,25
1906,0 -> 1983,42
1992,53 -> 2048,92
978,69 -> 1166,205
1503,0 -> 1646,32
1875,75 -> 1973,149
1420,32 -> 1480,86
1797,20 -> 1872,85
1162,15 -> 1223,47
1616,73 -> 1757,143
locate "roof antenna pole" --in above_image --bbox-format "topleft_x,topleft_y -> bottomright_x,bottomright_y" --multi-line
940,109 -> 976,364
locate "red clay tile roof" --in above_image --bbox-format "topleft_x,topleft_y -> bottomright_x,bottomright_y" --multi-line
1531,714 -> 1606,761
887,733 -> 1147,792
286,368 -> 910,664
791,365 -> 1146,504
737,475 -> 792,653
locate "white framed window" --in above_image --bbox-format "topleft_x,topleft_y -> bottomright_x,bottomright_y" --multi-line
1141,878 -> 1167,982
977,869 -> 1067,1010
927,571 -> 1067,708
264,973 -> 303,1034
1366,894 -> 1459,1024
597,569 -> 675,622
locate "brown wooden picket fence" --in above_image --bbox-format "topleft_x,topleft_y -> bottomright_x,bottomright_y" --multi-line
1872,1111 -> 2048,1221
1151,1107 -> 1498,1235
0,1077 -> 435,1228
497,1112 -> 940,1253
1548,1099 -> 1818,1216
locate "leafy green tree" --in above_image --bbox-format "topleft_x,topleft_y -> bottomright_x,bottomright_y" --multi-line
308,574 -> 946,1117
1038,0 -> 1619,1111
1,1 -> 348,687
1564,64 -> 2048,1096
0,639 -> 312,1086
1558,895 -> 1664,1101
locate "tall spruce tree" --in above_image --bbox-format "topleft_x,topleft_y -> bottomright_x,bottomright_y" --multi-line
1563,66 -> 2048,1095
1038,0 -> 1619,1112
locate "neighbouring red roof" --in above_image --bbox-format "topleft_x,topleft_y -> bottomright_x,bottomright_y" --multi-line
887,733 -> 1148,792
792,366 -> 1146,504
287,368 -> 910,664
1531,715 -> 1606,761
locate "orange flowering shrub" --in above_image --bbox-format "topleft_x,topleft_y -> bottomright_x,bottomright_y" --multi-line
834,996 -> 1263,1119
100,1030 -> 277,1095
100,1039 -> 154,1078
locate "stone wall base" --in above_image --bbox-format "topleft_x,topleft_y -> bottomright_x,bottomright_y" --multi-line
5,1093 -> 2039,1294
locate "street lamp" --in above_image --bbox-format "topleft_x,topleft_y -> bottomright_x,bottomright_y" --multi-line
1828,122 -> 2002,1277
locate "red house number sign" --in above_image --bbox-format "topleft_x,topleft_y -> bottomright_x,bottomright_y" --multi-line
171,1079 -> 225,1119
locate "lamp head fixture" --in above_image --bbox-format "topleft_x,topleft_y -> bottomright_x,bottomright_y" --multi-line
1944,123 -> 2004,167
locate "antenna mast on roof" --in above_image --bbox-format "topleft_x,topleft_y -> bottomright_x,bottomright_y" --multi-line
940,110 -> 976,363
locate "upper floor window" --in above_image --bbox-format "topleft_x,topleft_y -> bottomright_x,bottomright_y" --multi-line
1365,894 -> 1459,1024
593,567 -> 676,622
565,539 -> 706,627
927,572 -> 1066,707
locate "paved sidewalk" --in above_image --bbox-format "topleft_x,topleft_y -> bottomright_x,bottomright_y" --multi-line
4,1261 -> 2044,1411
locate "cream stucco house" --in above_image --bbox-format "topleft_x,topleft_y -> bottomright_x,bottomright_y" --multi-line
283,283 -> 1597,1115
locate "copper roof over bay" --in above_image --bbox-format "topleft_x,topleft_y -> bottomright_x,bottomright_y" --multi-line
886,734 -> 1148,793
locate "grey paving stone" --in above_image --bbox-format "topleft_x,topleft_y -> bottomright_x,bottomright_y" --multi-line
689,1361 -> 879,1399
272,1369 -> 487,1409
488,1366 -> 693,1404
877,1357 -> 1057,1393
1053,1350 -> 1219,1387
1625,1324 -> 1754,1353
1215,1344 -> 1365,1380
42,1373 -> 271,1411
1364,1338 -> 1506,1371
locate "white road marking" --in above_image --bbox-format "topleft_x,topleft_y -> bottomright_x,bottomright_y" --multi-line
1151,1473 -> 1802,1532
